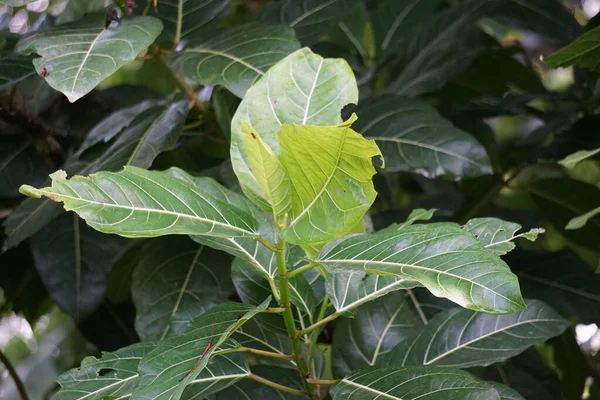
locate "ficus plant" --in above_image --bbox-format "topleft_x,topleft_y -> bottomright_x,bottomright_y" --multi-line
1,0 -> 600,400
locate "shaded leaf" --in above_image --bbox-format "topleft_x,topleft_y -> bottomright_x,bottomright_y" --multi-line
106,240 -> 144,304
20,166 -> 260,239
0,55 -> 36,90
132,236 -> 233,341
17,17 -> 163,102
318,222 -> 526,314
279,114 -> 382,245
0,137 -> 52,199
559,147 -> 600,168
463,218 -> 544,255
332,291 -> 423,377
546,25 -> 600,71
230,47 -> 358,211
168,23 -> 301,98
55,0 -> 113,25
566,206 -> 600,230
355,95 -> 493,180
326,2 -> 375,62
257,0 -> 359,45
31,213 -> 128,320
385,299 -> 568,368
214,366 -> 305,400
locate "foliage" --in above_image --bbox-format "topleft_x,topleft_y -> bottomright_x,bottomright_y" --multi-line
1,1 -> 599,400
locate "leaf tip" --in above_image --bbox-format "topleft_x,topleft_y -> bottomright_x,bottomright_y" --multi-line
19,185 -> 42,199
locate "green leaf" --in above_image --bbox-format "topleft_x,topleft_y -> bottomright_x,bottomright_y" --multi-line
31,213 -> 127,321
372,0 -> 437,56
278,115 -> 382,245
17,17 -> 163,102
330,366 -> 522,400
179,354 -> 251,400
53,341 -> 155,400
0,137 -> 52,199
355,95 -> 493,180
463,218 -> 544,255
546,26 -> 600,71
16,73 -> 61,115
241,120 -> 291,216
387,0 -> 500,96
332,291 -> 423,377
529,178 -> 600,252
565,206 -> 600,230
326,2 -> 376,62
106,240 -> 144,304
167,23 -> 301,98
385,299 -> 569,368
20,166 -> 260,239
214,366 -> 305,400
318,222 -> 526,314
0,0 -> 36,5
257,0 -> 359,45
230,47 -> 358,211
133,299 -> 270,400
132,236 -> 233,341
55,0 -> 112,25
559,148 -> 600,168
0,55 -> 36,90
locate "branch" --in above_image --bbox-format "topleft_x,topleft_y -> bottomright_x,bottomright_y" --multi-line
0,349 -> 29,400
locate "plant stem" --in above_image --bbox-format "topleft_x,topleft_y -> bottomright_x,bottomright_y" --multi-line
174,0 -> 183,46
306,379 -> 338,385
276,235 -> 314,397
215,347 -> 294,360
264,307 -> 286,313
307,295 -> 330,372
0,349 -> 29,400
248,373 -> 307,396
257,237 -> 277,252
407,289 -> 428,325
296,311 -> 340,338
155,55 -> 207,115
288,262 -> 318,278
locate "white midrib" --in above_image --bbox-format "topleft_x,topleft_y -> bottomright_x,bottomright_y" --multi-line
337,279 -> 409,314
340,379 -> 400,400
38,189 -> 256,236
77,374 -> 137,400
381,0 -> 418,51
370,305 -> 403,365
186,48 -> 264,75
71,29 -> 104,94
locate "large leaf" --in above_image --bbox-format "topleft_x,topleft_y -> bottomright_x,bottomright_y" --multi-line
132,236 -> 233,341
317,222 -> 526,314
0,55 -> 36,90
30,213 -> 128,320
387,0 -> 500,96
278,115 -> 382,245
257,0 -> 359,45
372,0 -> 437,56
230,47 -> 358,211
463,218 -> 544,255
325,2 -> 375,62
330,366 -> 523,400
133,299 -> 270,400
354,95 -> 492,180
0,137 -> 52,199
168,23 -> 301,98
332,291 -> 423,377
16,17 -> 163,102
20,166 -> 260,239
385,299 -> 569,368
53,342 -> 155,400
528,178 -> 600,252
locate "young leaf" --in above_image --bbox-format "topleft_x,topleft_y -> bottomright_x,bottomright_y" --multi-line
132,236 -> 233,341
354,95 -> 493,180
558,147 -> 600,168
332,291 -> 423,377
230,47 -> 358,211
167,24 -> 301,98
16,17 -> 163,102
31,213 -> 128,320
241,120 -> 291,217
330,366 -> 523,400
463,218 -> 544,255
385,299 -> 569,368
256,0 -> 359,45
279,115 -> 383,245
318,223 -> 526,314
0,55 -> 36,90
133,298 -> 270,400
20,166 -> 260,239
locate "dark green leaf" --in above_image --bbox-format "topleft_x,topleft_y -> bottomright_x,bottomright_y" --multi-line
0,137 -> 52,199
0,55 -> 36,90
17,17 -> 163,102
355,95 -> 493,180
385,299 -> 569,368
546,25 -> 600,72
31,213 -> 128,320
326,2 -> 375,62
168,23 -> 301,98
106,240 -> 144,304
132,236 -> 233,341
56,0 -> 112,24
15,74 -> 61,115
214,366 -> 305,400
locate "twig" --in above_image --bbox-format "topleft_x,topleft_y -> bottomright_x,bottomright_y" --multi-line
0,349 -> 29,400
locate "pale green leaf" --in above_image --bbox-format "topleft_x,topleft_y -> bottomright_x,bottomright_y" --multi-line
332,291 -> 423,377
566,206 -> 600,230
385,299 -> 569,368
330,366 -> 522,400
19,166 -> 260,239
167,23 -> 301,98
279,114 -> 382,245
463,218 -> 544,255
132,236 -> 233,341
0,55 -> 36,90
559,148 -> 600,168
241,120 -> 291,216
17,17 -> 163,102
355,95 -> 492,180
230,47 -> 358,211
133,299 -> 270,400
318,222 -> 526,314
